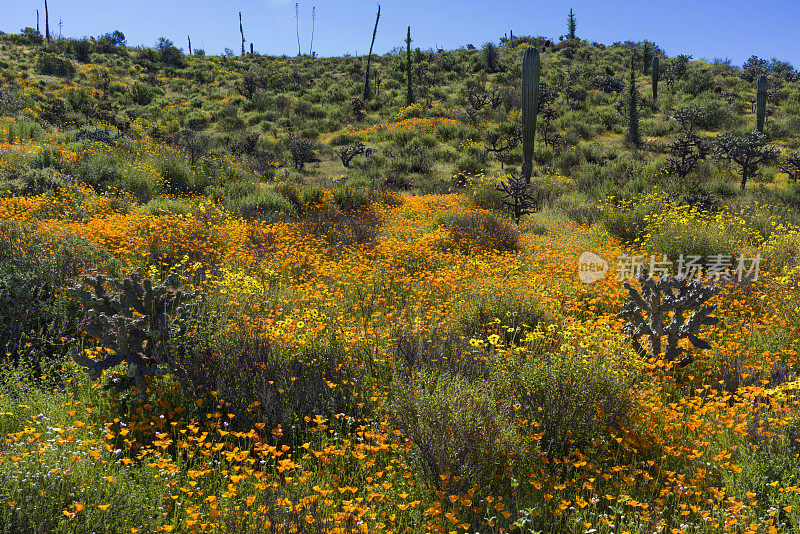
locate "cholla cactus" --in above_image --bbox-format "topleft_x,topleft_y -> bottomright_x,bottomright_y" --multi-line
496,173 -> 535,223
69,272 -> 203,396
617,271 -> 720,367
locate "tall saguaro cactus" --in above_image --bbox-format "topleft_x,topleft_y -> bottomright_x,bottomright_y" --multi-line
405,26 -> 414,106
756,74 -> 767,133
44,0 -> 50,42
652,56 -> 659,101
521,46 -> 540,184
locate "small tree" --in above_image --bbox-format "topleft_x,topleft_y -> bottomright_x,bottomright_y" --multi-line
713,130 -> 779,190
482,42 -> 500,73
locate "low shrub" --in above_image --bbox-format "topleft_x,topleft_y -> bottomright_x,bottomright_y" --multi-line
445,211 -> 519,253
470,181 -> 506,211
228,190 -> 297,220
510,350 -> 633,458
388,368 -> 524,494
35,52 -> 75,78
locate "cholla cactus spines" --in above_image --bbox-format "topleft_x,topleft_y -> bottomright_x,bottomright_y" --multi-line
617,271 -> 720,367
756,74 -> 768,133
69,272 -> 203,397
521,46 -> 540,184
651,56 -> 659,101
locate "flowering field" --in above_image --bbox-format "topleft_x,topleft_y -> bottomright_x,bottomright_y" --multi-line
2,22 -> 800,534
0,130 -> 798,534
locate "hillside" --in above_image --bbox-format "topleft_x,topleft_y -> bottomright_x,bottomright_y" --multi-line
1,29 -> 800,534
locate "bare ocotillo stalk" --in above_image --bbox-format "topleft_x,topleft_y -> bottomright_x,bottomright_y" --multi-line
309,6 -> 316,56
521,47 -> 540,184
239,11 -> 245,57
364,4 -> 381,101
36,10 -> 40,34
296,3 -> 301,56
188,35 -> 192,55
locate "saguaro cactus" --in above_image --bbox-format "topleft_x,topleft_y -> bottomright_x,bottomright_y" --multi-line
44,0 -> 50,42
406,26 -> 414,106
652,56 -> 659,101
756,74 -> 767,133
521,46 -> 540,184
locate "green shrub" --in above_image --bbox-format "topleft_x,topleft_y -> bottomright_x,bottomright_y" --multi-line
388,368 -> 524,493
159,157 -> 197,195
471,181 -> 506,211
510,351 -> 632,458
453,156 -> 484,176
139,198 -> 194,216
35,52 -> 76,78
600,200 -> 662,245
533,145 -> 554,165
445,211 -> 519,253
229,190 -> 297,220
332,186 -> 370,212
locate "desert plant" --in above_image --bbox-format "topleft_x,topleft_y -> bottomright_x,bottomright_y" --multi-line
666,128 -> 709,181
406,26 -> 414,106
337,141 -> 370,167
388,368 -> 522,494
713,130 -> 779,190
363,4 -> 380,101
617,271 -> 720,367
445,211 -> 519,252
779,151 -> 800,182
567,8 -> 577,40
288,138 -> 320,170
626,52 -> 640,147
521,46 -> 540,184
756,74 -> 768,133
652,55 -> 659,101
69,272 -> 203,397
496,174 -> 536,223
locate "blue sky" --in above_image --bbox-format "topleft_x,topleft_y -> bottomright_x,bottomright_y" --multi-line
3,1 -> 799,66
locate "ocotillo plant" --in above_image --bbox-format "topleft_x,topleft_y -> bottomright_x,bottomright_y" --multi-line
310,6 -> 316,55
406,26 -> 414,106
239,11 -> 245,56
567,9 -> 576,40
187,35 -> 192,55
364,4 -> 381,101
652,56 -> 659,101
756,74 -> 767,133
521,46 -> 540,184
642,41 -> 652,74
626,52 -> 640,147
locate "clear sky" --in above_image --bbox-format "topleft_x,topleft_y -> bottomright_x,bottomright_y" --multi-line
3,1 -> 799,66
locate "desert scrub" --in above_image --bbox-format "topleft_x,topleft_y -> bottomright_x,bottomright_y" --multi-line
443,211 -> 519,253
639,201 -> 764,263
388,367 -> 527,494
